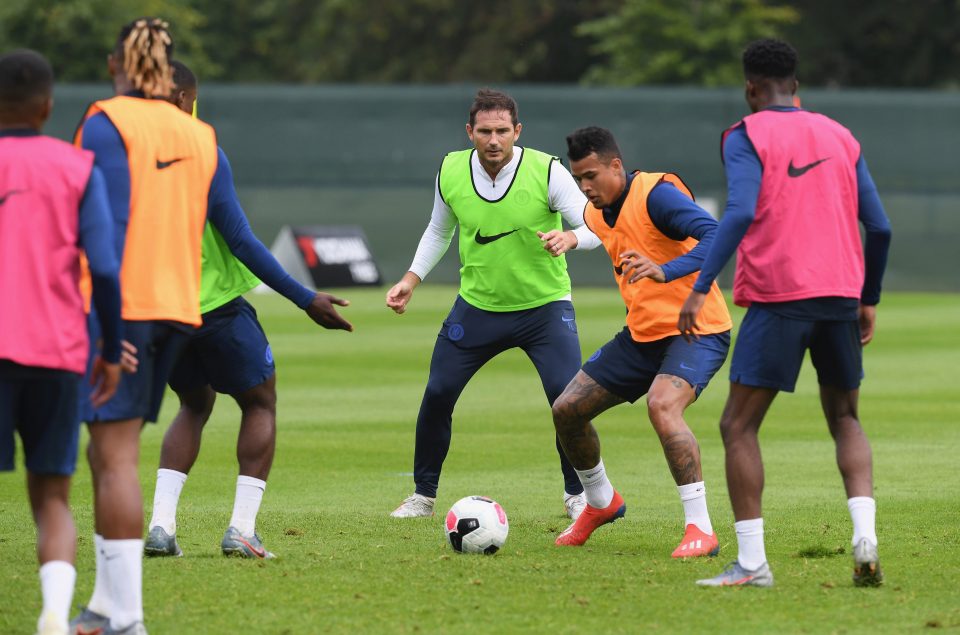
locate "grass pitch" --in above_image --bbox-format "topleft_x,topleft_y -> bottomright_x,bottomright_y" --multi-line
2,287 -> 958,634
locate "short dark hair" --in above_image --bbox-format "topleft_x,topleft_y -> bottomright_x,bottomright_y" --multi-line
170,60 -> 197,91
0,49 -> 53,116
566,126 -> 622,163
742,38 -> 798,80
469,88 -> 518,127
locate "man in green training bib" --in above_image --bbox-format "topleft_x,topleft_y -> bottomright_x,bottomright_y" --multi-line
387,88 -> 601,520
143,61 -> 352,560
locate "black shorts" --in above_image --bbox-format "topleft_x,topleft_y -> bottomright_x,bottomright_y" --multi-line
0,361 -> 81,475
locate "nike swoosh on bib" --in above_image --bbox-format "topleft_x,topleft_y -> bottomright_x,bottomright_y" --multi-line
787,157 -> 830,177
0,189 -> 26,206
156,157 -> 186,170
474,229 -> 518,245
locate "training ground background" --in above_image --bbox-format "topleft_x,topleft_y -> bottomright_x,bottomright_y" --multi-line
1,287 -> 958,634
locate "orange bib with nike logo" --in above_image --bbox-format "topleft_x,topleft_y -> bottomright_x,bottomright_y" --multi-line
584,172 -> 731,342
76,96 -> 218,326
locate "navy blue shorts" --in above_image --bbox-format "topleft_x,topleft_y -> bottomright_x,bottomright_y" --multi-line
0,361 -> 81,475
582,328 -> 731,403
80,317 -> 192,424
730,304 -> 863,392
168,296 -> 275,396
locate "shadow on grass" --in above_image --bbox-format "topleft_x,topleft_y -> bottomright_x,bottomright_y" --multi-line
795,545 -> 846,559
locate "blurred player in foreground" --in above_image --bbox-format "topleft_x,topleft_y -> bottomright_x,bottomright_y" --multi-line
386,88 -> 601,520
0,48 -> 122,635
144,61 -> 352,561
70,18 -> 221,635
681,39 -> 892,588
549,127 -> 731,556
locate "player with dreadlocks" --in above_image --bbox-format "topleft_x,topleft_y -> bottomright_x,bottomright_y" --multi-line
69,22 -> 353,634
67,18 -> 216,635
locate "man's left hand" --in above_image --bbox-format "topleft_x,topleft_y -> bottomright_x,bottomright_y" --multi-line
538,230 -> 578,257
306,292 -> 353,331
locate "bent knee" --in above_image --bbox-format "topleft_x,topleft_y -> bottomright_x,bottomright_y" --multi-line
551,392 -> 579,427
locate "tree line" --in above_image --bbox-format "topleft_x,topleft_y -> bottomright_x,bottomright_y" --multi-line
2,0 -> 958,88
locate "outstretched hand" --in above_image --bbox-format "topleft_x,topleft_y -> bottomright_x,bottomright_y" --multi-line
306,292 -> 353,331
386,272 -> 422,315
619,250 -> 665,283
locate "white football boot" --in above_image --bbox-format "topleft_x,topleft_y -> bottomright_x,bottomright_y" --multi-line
390,493 -> 436,518
564,492 -> 587,520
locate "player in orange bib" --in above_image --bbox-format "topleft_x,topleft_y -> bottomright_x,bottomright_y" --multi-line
543,127 -> 732,555
69,18 -> 218,635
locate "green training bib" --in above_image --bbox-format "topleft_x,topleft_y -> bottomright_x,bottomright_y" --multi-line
438,147 -> 571,312
199,223 -> 261,314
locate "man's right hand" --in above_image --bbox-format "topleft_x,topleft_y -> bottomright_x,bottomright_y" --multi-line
306,292 -> 353,331
386,272 -> 422,315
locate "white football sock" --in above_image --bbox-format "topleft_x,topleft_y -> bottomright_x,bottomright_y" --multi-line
38,560 -> 76,632
86,534 -> 111,617
677,481 -> 713,534
848,496 -> 878,546
735,518 -> 767,571
149,468 -> 188,534
575,459 -> 614,509
229,475 -> 266,537
103,538 -> 143,630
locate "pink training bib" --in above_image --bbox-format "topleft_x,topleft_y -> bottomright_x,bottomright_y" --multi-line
723,109 -> 864,306
0,134 -> 93,373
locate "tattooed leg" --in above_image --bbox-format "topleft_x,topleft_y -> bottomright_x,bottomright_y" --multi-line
647,374 -> 702,485
551,371 -> 625,469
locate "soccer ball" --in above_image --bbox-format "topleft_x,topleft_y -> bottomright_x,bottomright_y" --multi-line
444,496 -> 509,555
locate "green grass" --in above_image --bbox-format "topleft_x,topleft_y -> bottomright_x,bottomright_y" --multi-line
2,288 -> 959,634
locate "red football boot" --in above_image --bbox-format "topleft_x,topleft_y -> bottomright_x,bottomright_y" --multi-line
671,523 -> 720,558
555,490 -> 626,546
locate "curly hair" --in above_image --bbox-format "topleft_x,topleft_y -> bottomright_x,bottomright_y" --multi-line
742,38 -> 798,80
